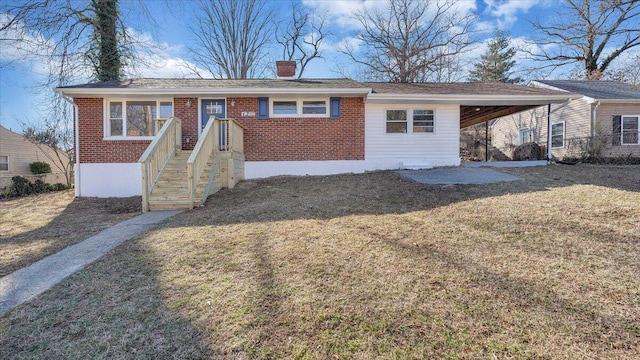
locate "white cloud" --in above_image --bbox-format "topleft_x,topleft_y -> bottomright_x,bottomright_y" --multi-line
483,0 -> 546,28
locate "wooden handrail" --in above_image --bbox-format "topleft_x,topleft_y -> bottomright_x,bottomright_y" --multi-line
187,116 -> 219,208
139,117 -> 182,212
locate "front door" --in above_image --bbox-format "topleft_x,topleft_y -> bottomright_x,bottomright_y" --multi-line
201,99 -> 225,132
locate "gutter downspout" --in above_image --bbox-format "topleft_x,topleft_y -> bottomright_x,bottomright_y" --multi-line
60,94 -> 80,197
547,104 -> 552,161
591,101 -> 601,137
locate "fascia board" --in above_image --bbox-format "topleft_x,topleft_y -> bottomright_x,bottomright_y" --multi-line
366,93 -> 578,105
55,87 -> 373,97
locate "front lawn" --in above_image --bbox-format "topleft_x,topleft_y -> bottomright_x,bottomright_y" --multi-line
0,190 -> 141,276
1,165 -> 639,359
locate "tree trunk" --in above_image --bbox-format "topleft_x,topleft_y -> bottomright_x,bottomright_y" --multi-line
95,0 -> 121,81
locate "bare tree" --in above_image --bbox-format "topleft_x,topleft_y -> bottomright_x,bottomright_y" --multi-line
526,0 -> 640,79
275,1 -> 327,78
22,118 -> 74,187
606,54 -> 640,87
190,0 -> 274,79
340,0 -> 476,83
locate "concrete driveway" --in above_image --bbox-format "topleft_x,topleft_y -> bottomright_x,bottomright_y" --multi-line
397,167 -> 523,185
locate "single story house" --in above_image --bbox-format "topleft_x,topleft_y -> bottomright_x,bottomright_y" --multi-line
492,80 -> 640,160
0,125 -> 70,189
55,63 -> 574,210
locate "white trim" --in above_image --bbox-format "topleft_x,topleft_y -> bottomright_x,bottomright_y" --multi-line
269,97 -> 330,118
57,87 -> 372,97
245,160 -> 366,179
518,127 -> 533,145
621,115 -> 640,145
551,121 -> 565,149
367,93 -> 577,105
0,155 -> 9,171
104,98 -> 173,139
384,107 -> 436,135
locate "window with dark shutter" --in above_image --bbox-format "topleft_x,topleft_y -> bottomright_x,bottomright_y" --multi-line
612,115 -> 621,146
330,97 -> 341,119
258,97 -> 269,119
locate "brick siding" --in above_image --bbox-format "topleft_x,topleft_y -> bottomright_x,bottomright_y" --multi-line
76,96 -> 365,164
228,97 -> 365,161
76,98 -> 151,163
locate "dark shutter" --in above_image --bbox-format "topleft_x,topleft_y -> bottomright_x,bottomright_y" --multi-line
258,97 -> 269,119
612,115 -> 621,146
330,97 -> 341,119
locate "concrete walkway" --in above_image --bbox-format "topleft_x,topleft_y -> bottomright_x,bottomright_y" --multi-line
0,210 -> 181,317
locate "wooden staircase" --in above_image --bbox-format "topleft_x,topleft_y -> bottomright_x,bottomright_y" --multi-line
147,150 -> 221,211
139,116 -> 244,212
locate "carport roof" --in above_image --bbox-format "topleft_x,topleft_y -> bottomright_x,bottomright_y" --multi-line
366,82 -> 578,128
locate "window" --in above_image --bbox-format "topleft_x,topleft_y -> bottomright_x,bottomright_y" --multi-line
270,98 -> 329,117
107,100 -> 173,138
386,110 -> 407,133
385,108 -> 436,134
551,122 -> 565,148
272,101 -> 298,115
413,110 -> 434,133
519,128 -> 532,144
622,116 -> 639,145
0,155 -> 8,171
302,100 -> 327,114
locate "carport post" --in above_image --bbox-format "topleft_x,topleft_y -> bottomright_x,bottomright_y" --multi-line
547,104 -> 552,160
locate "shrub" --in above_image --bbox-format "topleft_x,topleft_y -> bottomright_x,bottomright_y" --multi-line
513,142 -> 543,161
30,161 -> 51,175
48,183 -> 69,191
10,176 -> 34,197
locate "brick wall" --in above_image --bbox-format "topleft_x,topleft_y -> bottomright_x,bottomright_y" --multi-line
76,98 -> 151,163
76,96 -> 365,164
174,97 -> 198,150
228,97 -> 365,161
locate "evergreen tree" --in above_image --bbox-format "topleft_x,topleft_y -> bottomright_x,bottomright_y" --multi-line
469,30 -> 522,83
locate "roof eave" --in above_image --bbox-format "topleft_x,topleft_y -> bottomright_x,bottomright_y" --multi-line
366,93 -> 578,105
54,87 -> 372,97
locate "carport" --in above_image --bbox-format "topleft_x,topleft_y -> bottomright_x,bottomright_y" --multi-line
366,82 -> 579,161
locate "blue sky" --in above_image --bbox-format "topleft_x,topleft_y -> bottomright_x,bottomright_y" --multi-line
0,0 -> 637,132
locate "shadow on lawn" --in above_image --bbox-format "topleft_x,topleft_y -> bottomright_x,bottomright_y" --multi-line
0,237 -> 212,358
189,165 -> 639,228
0,194 -> 141,277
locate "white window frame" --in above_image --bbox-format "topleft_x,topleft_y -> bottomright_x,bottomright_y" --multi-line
519,127 -> 533,145
104,98 -> 174,140
269,97 -> 329,118
384,108 -> 436,134
621,115 -> 640,145
0,155 -> 8,171
551,121 -> 565,148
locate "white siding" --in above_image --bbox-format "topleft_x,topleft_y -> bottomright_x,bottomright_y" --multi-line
364,103 -> 460,170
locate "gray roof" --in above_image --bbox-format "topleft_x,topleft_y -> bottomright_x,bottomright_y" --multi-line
56,78 -> 366,89
532,80 -> 640,100
366,82 -> 570,96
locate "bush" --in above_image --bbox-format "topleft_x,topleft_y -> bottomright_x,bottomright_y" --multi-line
48,183 -> 69,191
9,176 -> 34,197
30,161 -> 51,175
3,176 -> 68,199
513,142 -> 543,161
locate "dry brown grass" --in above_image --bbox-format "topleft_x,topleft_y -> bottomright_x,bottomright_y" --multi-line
1,165 -> 639,359
0,190 -> 141,276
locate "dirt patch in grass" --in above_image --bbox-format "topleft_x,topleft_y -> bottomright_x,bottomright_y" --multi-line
1,165 -> 639,359
0,190 -> 141,276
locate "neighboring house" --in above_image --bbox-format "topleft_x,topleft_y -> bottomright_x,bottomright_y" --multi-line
0,125 -> 70,189
492,80 -> 640,160
55,63 -> 573,210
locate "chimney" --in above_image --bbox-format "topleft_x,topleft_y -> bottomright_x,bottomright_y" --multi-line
276,61 -> 296,78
